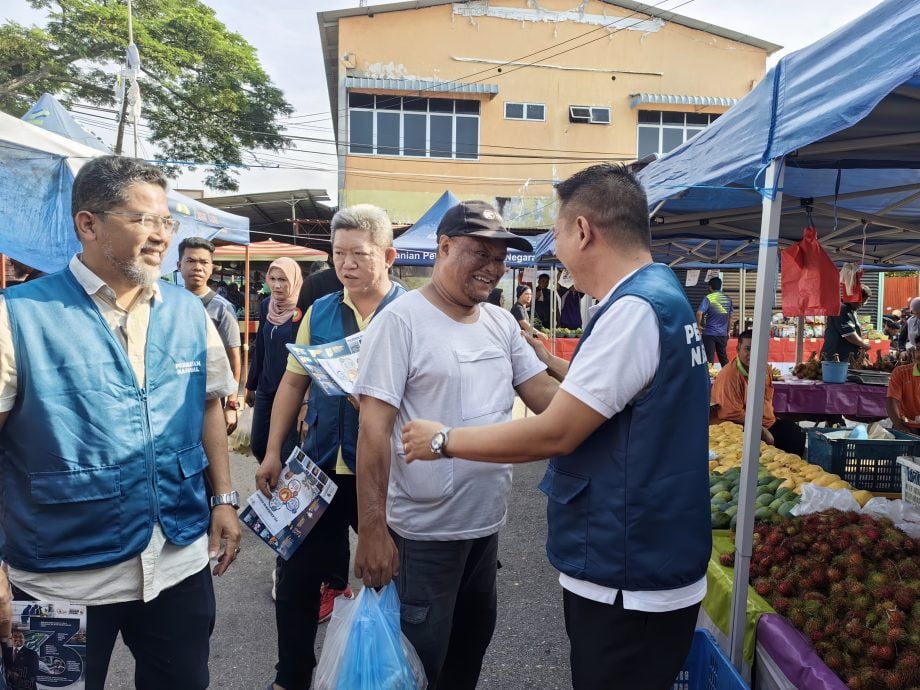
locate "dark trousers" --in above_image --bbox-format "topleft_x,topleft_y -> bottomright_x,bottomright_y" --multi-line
13,566 -> 216,690
703,334 -> 729,366
251,389 -> 298,463
563,589 -> 699,690
273,472 -> 357,690
770,418 -> 806,455
393,532 -> 499,690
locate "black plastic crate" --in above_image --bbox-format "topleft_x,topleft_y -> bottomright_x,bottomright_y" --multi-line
806,428 -> 920,492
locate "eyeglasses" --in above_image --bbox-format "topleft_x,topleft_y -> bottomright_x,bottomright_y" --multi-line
94,210 -> 181,234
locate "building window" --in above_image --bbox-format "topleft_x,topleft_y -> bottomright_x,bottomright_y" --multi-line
347,93 -> 480,159
504,102 -> 545,121
636,110 -> 719,158
569,105 -> 611,125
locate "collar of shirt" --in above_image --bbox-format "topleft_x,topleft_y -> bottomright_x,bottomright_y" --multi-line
588,265 -> 645,320
69,254 -> 162,305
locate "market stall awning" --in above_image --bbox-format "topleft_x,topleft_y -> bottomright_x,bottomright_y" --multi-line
213,239 -> 327,263
344,77 -> 499,96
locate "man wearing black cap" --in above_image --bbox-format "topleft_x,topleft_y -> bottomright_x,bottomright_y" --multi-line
353,200 -> 559,689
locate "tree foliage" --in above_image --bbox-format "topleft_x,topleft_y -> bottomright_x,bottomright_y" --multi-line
0,0 -> 292,190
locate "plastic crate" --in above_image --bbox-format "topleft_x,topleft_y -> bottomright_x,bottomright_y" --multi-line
672,629 -> 749,690
806,428 -> 920,492
898,456 -> 920,509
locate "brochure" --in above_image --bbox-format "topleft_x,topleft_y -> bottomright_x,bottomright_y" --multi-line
6,601 -> 86,689
286,332 -> 363,396
240,446 -> 338,560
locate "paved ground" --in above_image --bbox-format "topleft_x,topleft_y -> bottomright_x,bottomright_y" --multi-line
103,437 -> 572,687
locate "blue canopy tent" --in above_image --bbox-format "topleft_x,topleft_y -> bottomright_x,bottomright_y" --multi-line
635,0 -> 920,669
394,190 -> 538,266
16,94 -> 250,273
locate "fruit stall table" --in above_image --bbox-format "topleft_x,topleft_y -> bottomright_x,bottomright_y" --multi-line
548,337 -> 580,361
703,532 -> 844,689
772,378 -> 888,420
725,338 -> 891,363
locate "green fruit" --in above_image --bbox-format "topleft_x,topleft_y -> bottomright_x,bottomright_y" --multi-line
725,505 -> 739,518
756,484 -> 774,496
768,479 -> 783,492
712,512 -> 731,529
778,502 -> 796,518
711,503 -> 720,513
710,482 -> 728,496
755,493 -> 774,507
769,498 -> 785,511
729,514 -> 738,530
754,506 -> 774,520
775,487 -> 791,498
713,491 -> 732,503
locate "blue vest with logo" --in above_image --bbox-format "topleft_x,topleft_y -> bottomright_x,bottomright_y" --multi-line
539,263 -> 712,590
0,270 -> 209,572
303,285 -> 404,472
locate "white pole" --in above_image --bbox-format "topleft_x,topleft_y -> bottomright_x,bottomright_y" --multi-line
728,158 -> 785,669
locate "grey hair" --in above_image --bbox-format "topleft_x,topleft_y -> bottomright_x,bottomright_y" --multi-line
71,156 -> 167,234
330,204 -> 393,249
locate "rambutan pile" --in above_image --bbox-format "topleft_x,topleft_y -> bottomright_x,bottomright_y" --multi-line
725,509 -> 920,689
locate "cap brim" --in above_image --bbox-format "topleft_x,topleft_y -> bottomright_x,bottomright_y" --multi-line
466,229 -> 533,252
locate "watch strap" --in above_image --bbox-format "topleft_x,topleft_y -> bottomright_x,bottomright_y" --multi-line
210,491 -> 240,510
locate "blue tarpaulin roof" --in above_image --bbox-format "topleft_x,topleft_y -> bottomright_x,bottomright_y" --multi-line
394,191 -> 537,266
635,0 -> 920,267
25,95 -> 249,254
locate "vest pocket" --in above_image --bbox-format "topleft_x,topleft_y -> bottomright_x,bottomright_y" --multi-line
165,443 -> 211,535
29,465 -> 124,558
538,465 -> 590,571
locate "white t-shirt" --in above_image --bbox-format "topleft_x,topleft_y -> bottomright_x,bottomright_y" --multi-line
353,290 -> 546,540
557,273 -> 707,613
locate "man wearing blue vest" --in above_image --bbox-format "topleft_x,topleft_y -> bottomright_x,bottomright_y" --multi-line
0,156 -> 241,690
697,276 -> 733,366
256,204 -> 404,690
401,165 -> 712,690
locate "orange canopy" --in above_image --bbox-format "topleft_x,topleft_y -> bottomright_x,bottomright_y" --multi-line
214,239 -> 327,263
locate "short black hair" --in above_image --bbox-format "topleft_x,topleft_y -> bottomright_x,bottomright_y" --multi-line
554,163 -> 650,250
178,236 -> 215,260
708,277 -> 722,290
738,329 -> 753,344
71,156 -> 167,236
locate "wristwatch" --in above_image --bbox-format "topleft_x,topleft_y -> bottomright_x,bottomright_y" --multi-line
224,400 -> 240,411
210,491 -> 240,510
429,427 -> 452,458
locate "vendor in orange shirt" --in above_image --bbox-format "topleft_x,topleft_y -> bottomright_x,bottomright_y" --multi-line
886,334 -> 920,431
711,329 -> 806,455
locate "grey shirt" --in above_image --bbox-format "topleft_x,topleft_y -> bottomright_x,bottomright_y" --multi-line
201,289 -> 241,350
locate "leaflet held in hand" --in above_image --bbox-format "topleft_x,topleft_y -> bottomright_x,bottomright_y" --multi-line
241,446 -> 338,560
7,601 -> 87,689
286,332 -> 363,396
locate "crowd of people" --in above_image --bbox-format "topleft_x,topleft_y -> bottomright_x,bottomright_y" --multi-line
24,151 -> 920,690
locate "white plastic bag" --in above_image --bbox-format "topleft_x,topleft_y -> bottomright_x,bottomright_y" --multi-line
315,592 -> 360,690
228,406 -> 253,455
790,484 -> 860,515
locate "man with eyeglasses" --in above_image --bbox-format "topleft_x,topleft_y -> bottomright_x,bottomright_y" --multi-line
178,237 -> 242,434
0,155 -> 240,690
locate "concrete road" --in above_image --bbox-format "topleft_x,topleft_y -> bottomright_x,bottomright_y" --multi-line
104,451 -> 572,689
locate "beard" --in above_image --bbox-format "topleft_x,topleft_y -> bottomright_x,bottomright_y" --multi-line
102,240 -> 161,288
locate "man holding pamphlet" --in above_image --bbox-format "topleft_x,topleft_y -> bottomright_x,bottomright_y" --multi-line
255,204 -> 405,690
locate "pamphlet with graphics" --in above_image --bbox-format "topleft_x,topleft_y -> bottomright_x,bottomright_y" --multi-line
7,601 -> 86,689
240,446 -> 338,560
286,332 -> 363,397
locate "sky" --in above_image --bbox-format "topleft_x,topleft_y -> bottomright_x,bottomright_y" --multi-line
3,0 -> 883,202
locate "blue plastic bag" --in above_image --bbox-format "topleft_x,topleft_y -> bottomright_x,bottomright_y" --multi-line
331,584 -> 426,690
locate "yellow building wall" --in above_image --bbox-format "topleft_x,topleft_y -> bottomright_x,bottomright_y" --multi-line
334,0 -> 769,225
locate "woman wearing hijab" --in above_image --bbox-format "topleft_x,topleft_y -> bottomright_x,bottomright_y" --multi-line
245,257 -> 304,462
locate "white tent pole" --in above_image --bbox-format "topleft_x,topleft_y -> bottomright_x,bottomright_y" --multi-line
729,157 -> 785,670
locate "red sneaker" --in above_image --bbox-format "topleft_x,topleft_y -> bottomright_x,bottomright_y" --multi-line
318,583 -> 354,623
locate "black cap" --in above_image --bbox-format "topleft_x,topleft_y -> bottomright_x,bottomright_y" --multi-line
436,201 -> 532,252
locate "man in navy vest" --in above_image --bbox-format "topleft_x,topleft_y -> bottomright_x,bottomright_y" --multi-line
255,204 -> 405,690
0,156 -> 241,690
401,165 -> 712,690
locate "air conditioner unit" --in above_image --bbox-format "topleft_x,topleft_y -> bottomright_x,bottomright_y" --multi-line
569,106 -> 591,123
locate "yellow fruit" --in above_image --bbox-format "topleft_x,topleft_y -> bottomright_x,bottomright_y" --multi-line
828,480 -> 851,490
779,478 -> 797,490
708,460 -> 719,471
851,490 -> 873,507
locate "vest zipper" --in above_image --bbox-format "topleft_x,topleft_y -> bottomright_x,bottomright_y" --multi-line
139,389 -> 159,521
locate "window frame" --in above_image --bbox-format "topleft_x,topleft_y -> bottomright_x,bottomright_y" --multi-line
504,101 -> 546,122
347,92 -> 481,161
636,110 -> 719,158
